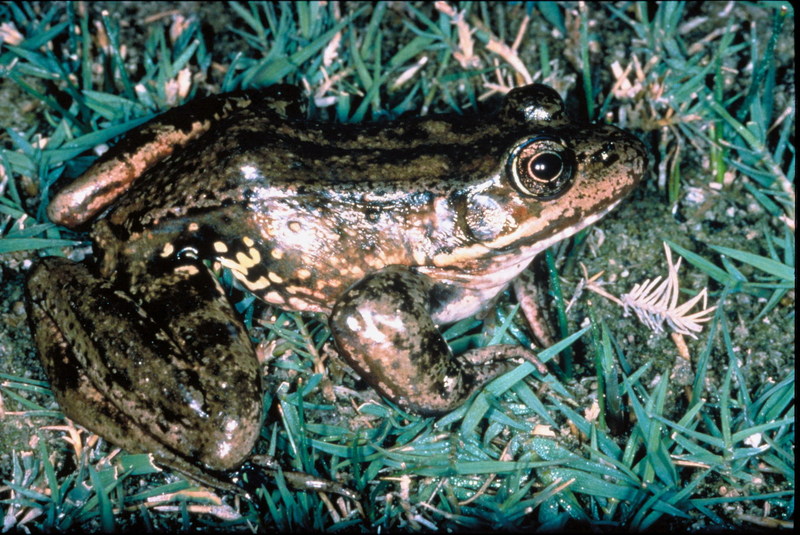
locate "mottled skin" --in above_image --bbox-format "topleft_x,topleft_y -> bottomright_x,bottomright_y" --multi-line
26,84 -> 647,482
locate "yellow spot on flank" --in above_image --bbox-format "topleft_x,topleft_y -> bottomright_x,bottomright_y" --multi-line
271,249 -> 284,260
266,291 -> 285,304
219,257 -> 246,273
188,222 -> 199,232
213,241 -> 228,253
160,243 -> 175,257
236,251 -> 258,269
243,236 -> 255,247
268,272 -> 284,284
286,285 -> 313,295
288,297 -> 307,309
174,264 -> 200,275
231,270 -> 249,285
245,276 -> 270,291
288,221 -> 302,232
296,268 -> 312,280
248,247 -> 261,264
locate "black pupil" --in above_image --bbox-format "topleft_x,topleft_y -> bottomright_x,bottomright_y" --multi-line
529,152 -> 562,181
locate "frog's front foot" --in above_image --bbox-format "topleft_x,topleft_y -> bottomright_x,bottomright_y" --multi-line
330,266 -> 537,415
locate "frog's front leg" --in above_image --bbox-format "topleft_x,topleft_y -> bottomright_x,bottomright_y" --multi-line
25,256 -> 262,476
330,266 -> 537,415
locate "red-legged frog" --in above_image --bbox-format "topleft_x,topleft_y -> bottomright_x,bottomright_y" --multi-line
26,84 -> 647,486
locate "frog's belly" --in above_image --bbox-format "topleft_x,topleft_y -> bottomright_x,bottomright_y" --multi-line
428,281 -> 512,325
418,246 -> 538,324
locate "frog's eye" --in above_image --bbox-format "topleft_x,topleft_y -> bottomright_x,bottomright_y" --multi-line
508,137 -> 575,198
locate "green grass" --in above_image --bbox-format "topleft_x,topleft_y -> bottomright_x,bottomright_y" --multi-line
0,2 -> 794,532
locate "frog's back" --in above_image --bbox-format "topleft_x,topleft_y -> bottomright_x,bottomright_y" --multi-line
103,104 -> 514,246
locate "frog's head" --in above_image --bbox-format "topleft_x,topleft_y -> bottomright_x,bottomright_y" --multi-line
460,84 -> 647,258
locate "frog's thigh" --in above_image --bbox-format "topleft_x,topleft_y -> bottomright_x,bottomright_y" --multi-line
26,257 -> 261,471
330,266 -> 521,415
26,283 -> 222,487
27,264 -> 169,456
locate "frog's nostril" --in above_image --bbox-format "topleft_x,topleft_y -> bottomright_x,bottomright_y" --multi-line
591,144 -> 621,166
598,142 -> 617,163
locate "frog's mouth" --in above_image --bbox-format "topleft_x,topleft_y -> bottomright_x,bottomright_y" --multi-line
482,189 -> 626,254
511,196 -> 625,256
425,200 -> 618,293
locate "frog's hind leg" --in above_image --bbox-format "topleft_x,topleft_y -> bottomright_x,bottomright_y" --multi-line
330,265 -> 541,415
25,257 -> 262,473
47,85 -> 304,228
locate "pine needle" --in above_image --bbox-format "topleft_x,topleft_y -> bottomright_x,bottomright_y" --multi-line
621,242 -> 717,339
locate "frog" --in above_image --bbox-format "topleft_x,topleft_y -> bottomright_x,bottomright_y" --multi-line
25,83 -> 647,488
